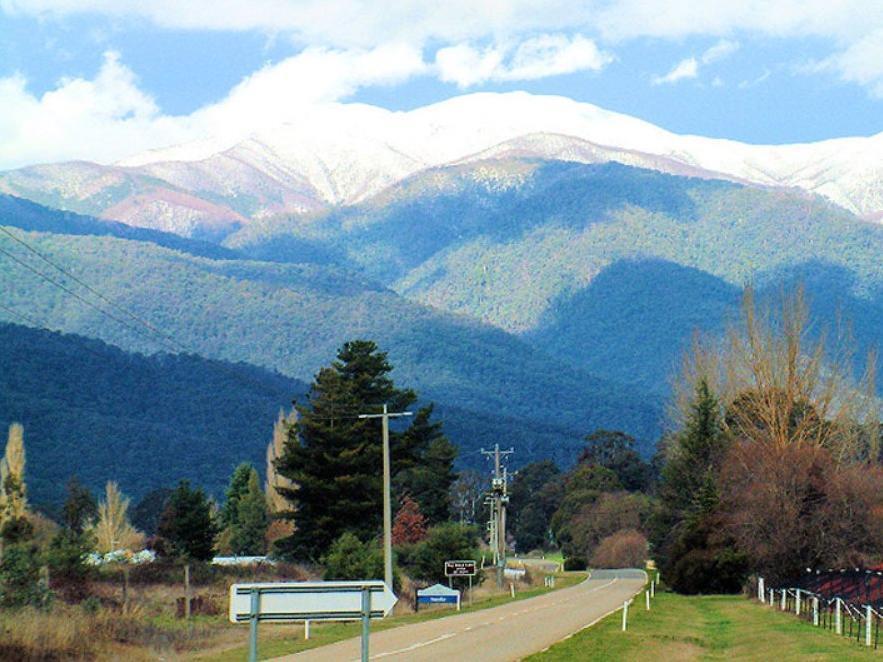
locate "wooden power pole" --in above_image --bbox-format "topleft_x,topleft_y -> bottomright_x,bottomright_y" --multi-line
359,404 -> 411,590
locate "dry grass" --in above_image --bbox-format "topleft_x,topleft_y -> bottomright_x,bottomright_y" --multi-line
0,603 -> 219,660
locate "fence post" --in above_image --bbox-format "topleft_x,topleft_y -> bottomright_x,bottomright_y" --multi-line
866,606 -> 873,647
796,589 -> 801,616
836,598 -> 842,635
813,597 -> 819,626
768,588 -> 774,606
781,589 -> 786,611
622,600 -> 629,631
758,577 -> 764,602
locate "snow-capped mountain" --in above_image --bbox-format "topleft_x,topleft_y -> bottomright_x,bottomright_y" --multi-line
1,92 -> 880,237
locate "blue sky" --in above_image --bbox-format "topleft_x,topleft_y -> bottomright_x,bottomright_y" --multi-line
1,1 -> 882,169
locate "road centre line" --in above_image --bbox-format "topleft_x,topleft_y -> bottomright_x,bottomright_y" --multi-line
363,576 -> 621,660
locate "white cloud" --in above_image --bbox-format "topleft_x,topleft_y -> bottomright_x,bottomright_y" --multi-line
701,39 -> 739,64
653,39 -> 739,85
436,34 -> 612,88
653,57 -> 698,85
0,45 -> 427,169
814,28 -> 883,98
3,1 -> 883,97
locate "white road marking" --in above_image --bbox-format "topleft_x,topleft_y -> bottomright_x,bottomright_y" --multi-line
370,632 -> 456,659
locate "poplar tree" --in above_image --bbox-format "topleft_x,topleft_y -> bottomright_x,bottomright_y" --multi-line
1,423 -> 28,536
93,482 -> 142,553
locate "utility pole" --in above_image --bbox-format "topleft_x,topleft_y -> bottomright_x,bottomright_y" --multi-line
359,404 -> 411,590
481,444 -> 513,588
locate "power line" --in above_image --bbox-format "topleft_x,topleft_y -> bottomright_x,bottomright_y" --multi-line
0,234 -> 288,398
0,225 -> 180,348
0,244 -> 179,353
0,302 -> 42,329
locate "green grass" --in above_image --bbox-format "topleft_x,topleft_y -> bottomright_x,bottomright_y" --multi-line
528,591 -> 881,661
196,573 -> 585,661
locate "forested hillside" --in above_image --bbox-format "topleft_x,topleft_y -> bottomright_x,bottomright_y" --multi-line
230,161 -> 883,394
0,322 -> 307,508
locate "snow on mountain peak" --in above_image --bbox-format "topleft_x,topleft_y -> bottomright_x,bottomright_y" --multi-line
3,92 -> 882,236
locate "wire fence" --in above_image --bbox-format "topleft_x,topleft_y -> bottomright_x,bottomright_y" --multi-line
755,568 -> 883,650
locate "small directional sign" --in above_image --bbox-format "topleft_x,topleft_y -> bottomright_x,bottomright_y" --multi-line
445,559 -> 477,577
228,580 -> 397,623
417,583 -> 461,610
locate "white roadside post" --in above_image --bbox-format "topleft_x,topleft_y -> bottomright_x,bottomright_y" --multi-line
758,577 -> 764,602
650,579 -> 655,598
768,588 -> 774,606
835,598 -> 842,635
796,589 -> 801,616
866,606 -> 872,647
813,597 -> 819,626
645,590 -> 650,611
622,600 -> 629,631
780,589 -> 786,611
304,619 -> 310,640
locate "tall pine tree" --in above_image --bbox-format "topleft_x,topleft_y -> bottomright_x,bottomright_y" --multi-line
274,340 -> 455,561
651,379 -> 745,593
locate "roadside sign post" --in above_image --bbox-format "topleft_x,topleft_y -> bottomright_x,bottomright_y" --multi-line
248,589 -> 260,662
361,588 -> 371,661
230,580 -> 397,662
445,560 -> 477,606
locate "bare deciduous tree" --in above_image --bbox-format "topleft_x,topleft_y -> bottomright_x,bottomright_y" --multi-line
672,286 -> 879,464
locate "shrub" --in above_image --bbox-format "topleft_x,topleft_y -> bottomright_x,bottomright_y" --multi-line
405,523 -> 479,584
0,543 -> 52,609
563,557 -> 587,571
589,529 -> 648,568
322,532 -> 402,591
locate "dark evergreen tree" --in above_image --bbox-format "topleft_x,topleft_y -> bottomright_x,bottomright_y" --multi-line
157,480 -> 217,561
221,463 -> 253,529
651,379 -> 744,593
230,469 -> 268,555
131,487 -> 173,537
580,430 -> 652,492
508,460 -> 561,552
62,476 -> 97,534
275,340 -> 454,561
392,405 -> 457,525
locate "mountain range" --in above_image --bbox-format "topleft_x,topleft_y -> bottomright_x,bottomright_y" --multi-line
1,93 -> 881,240
2,91 -> 883,508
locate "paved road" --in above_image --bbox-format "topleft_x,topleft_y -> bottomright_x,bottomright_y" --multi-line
277,569 -> 645,662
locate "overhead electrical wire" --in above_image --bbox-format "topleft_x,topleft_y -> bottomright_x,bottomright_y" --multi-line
0,229 -> 287,398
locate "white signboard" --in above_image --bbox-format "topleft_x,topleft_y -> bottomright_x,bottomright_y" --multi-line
229,580 -> 397,623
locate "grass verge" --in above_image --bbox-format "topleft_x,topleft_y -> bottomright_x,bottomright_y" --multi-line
528,591 -> 880,661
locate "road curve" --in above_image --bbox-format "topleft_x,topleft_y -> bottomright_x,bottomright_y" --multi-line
276,569 -> 646,662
